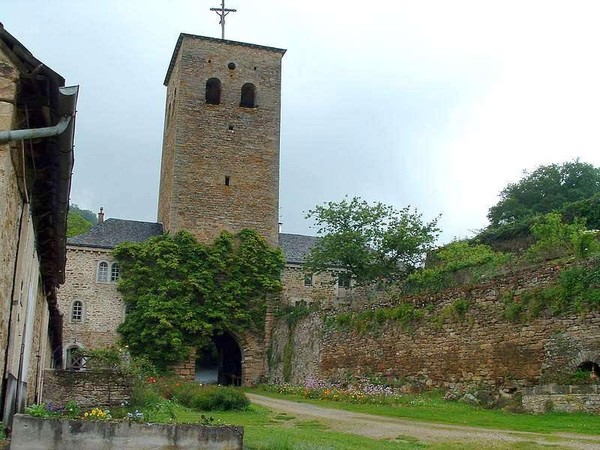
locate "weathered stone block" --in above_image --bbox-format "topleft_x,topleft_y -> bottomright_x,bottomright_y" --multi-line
11,414 -> 243,450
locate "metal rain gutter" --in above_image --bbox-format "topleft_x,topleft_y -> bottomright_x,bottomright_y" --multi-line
0,85 -> 79,143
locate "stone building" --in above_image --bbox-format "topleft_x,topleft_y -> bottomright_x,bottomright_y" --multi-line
56,32 -> 359,386
0,24 -> 77,423
58,220 -> 351,384
59,217 -> 163,367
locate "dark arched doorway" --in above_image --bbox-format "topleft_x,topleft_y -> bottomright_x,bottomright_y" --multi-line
577,361 -> 600,379
195,332 -> 242,386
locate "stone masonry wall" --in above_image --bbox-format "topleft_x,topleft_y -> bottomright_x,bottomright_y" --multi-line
269,262 -> 600,388
43,369 -> 131,408
0,41 -> 20,393
522,384 -> 600,413
281,265 -> 380,308
158,36 -> 284,247
57,247 -> 124,357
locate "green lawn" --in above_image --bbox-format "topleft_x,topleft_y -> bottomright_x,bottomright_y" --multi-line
246,388 -> 600,436
175,404 -> 426,449
173,404 -> 577,450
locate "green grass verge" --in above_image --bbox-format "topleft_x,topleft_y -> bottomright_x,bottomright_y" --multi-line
247,388 -> 600,436
174,404 -> 425,449
172,403 -> 573,450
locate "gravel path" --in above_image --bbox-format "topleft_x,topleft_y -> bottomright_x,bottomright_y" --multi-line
247,394 -> 600,449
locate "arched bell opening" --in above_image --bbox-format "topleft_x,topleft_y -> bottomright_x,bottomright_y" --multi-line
195,331 -> 242,386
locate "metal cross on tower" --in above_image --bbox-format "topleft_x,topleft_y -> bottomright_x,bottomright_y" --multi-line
210,0 -> 237,40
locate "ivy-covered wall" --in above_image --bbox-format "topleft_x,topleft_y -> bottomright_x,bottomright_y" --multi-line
268,261 -> 600,388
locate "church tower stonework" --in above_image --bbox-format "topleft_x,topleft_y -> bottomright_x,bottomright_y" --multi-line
158,34 -> 286,247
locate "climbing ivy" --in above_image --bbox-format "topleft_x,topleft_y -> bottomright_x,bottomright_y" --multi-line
114,230 -> 285,369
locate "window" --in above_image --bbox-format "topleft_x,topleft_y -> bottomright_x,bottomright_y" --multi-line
111,263 -> 120,282
240,83 -> 256,108
97,261 -> 108,282
206,78 -> 222,105
71,300 -> 83,323
338,273 -> 351,289
304,273 -> 313,287
66,346 -> 86,371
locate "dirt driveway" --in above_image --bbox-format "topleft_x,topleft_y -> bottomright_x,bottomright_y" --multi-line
247,394 -> 600,449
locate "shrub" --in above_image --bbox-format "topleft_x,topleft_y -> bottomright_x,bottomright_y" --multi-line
176,384 -> 249,411
404,241 -> 509,294
328,303 -> 423,334
525,213 -> 596,262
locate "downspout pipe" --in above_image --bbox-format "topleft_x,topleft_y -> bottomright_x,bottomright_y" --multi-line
0,115 -> 72,143
0,85 -> 79,143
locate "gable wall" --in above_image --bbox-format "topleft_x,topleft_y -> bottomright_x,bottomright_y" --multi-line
57,247 -> 124,356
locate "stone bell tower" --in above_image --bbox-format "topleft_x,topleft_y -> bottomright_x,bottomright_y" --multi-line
158,34 -> 286,247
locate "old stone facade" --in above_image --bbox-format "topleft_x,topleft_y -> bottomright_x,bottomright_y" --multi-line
0,24 -> 77,424
59,247 -> 125,360
158,35 -> 285,248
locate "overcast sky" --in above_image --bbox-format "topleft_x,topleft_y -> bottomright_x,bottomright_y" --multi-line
4,1 -> 600,243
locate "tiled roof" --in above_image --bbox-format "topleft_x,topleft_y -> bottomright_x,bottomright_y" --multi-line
278,233 -> 318,264
67,219 -> 164,249
68,221 -> 317,264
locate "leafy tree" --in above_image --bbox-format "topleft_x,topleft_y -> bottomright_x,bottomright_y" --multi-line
305,197 -> 440,285
67,204 -> 97,237
113,229 -> 284,369
488,160 -> 600,226
561,193 -> 600,230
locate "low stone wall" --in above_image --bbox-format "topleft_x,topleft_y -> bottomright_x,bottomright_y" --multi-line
11,414 -> 243,450
43,369 -> 131,407
522,384 -> 600,413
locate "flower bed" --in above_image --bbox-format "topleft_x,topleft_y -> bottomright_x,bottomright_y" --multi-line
263,376 -> 401,404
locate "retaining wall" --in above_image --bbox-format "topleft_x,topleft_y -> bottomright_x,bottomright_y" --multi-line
11,414 -> 243,450
269,262 -> 600,388
522,384 -> 600,413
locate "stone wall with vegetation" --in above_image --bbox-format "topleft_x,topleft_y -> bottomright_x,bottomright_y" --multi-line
269,261 -> 600,388
43,369 -> 131,408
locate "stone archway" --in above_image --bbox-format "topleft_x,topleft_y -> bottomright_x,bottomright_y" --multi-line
195,332 -> 242,386
175,329 -> 266,386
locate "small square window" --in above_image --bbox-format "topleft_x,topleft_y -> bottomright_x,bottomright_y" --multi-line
304,274 -> 313,287
338,273 -> 351,289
